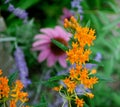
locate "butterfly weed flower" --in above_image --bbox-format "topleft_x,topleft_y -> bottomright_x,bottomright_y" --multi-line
0,69 -> 29,107
32,26 -> 71,68
53,16 -> 98,107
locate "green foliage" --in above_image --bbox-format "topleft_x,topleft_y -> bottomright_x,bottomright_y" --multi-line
34,94 -> 48,107
51,39 -> 69,51
8,71 -> 18,86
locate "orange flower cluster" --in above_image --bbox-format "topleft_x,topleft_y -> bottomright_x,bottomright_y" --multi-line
53,16 -> 98,107
0,69 -> 29,107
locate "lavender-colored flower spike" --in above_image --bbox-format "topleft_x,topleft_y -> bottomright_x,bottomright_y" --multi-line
71,0 -> 83,20
8,4 -> 15,12
14,46 -> 31,87
8,4 -> 28,23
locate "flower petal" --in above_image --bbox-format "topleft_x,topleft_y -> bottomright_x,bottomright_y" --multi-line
32,44 -> 49,51
34,34 -> 50,40
55,26 -> 71,41
58,54 -> 67,68
47,53 -> 57,67
40,28 -> 58,38
32,40 -> 50,47
38,49 -> 51,62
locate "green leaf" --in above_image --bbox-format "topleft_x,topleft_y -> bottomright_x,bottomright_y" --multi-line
43,75 -> 67,88
17,0 -> 40,9
46,75 -> 67,82
8,71 -> 18,86
95,73 -> 114,82
102,17 -> 120,31
89,14 -> 101,31
51,39 -> 68,51
85,20 -> 91,27
107,1 -> 120,13
112,92 -> 120,106
34,94 -> 48,107
84,103 -> 90,107
43,81 -> 59,88
97,11 -> 110,25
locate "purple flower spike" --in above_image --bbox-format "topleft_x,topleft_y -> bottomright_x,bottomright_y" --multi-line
8,4 -> 15,12
13,8 -> 28,20
14,46 -> 31,87
7,4 -> 28,23
71,0 -> 83,20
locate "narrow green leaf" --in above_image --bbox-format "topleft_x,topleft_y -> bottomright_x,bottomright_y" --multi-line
47,75 -> 67,82
85,20 -> 91,27
95,73 -> 114,82
97,11 -> 109,25
17,0 -> 40,9
0,37 -> 16,42
89,14 -> 101,31
8,71 -> 18,86
102,17 -> 120,31
34,94 -> 48,107
107,2 -> 120,13
43,81 -> 59,88
51,39 -> 68,51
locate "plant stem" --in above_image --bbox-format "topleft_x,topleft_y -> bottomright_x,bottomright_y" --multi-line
0,37 -> 16,42
68,99 -> 72,107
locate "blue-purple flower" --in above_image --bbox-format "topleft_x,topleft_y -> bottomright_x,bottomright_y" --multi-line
14,46 -> 31,87
8,4 -> 28,23
86,52 -> 102,69
71,0 -> 83,20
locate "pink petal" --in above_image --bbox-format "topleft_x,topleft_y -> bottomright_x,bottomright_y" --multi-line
34,34 -> 50,40
32,40 -> 50,47
55,26 -> 70,41
32,44 -> 49,51
47,53 -> 57,67
58,54 -> 67,68
40,28 -> 58,38
38,49 -> 51,62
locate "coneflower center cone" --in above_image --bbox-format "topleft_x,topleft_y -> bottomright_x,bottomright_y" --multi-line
50,37 -> 68,56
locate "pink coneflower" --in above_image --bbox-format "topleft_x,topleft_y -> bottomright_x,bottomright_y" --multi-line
32,26 -> 71,68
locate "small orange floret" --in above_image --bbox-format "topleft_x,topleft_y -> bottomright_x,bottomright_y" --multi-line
0,69 -> 2,75
91,69 -> 97,74
86,93 -> 94,99
75,98 -> 84,107
53,85 -> 62,91
10,100 -> 16,107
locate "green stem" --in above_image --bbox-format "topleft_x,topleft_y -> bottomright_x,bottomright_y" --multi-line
19,102 -> 24,107
68,99 -> 72,107
62,100 -> 66,107
0,37 -> 16,42
3,102 -> 6,107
